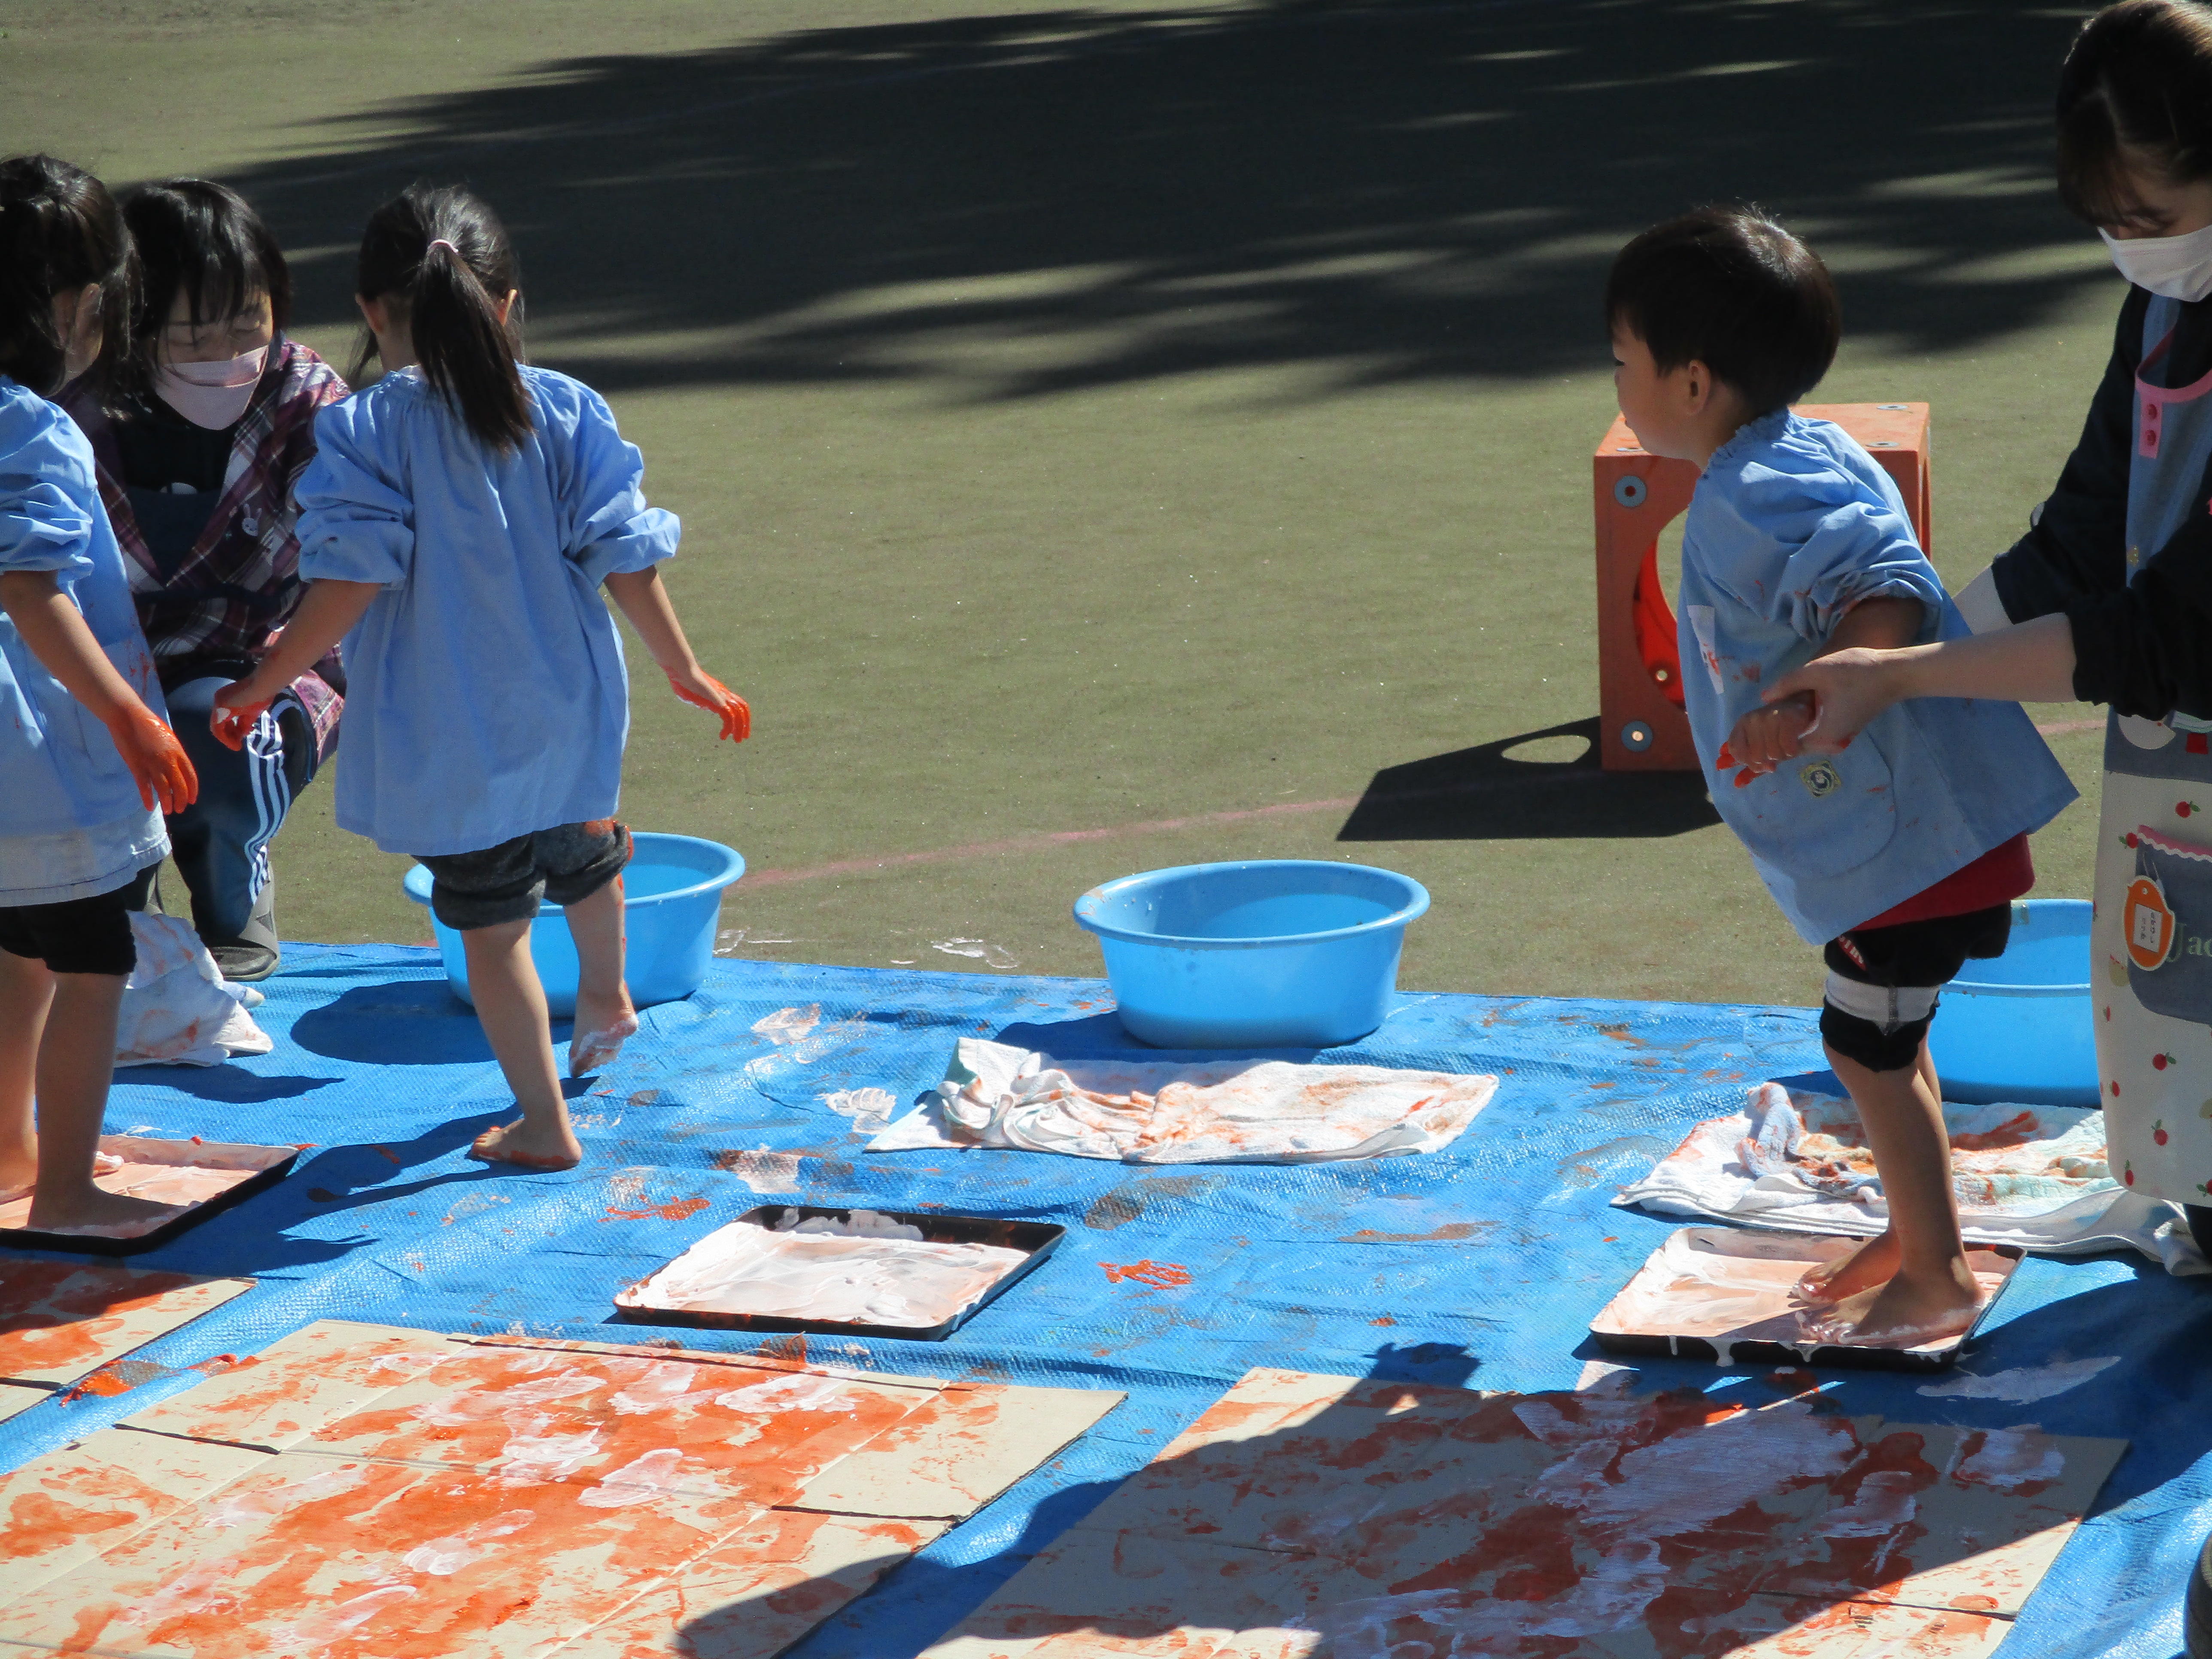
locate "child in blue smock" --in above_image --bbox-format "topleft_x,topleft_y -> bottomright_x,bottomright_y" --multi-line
0,155 -> 200,1232
1606,208 -> 2076,1348
216,185 -> 749,1173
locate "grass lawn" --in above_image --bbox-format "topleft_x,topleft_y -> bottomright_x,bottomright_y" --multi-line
6,0 -> 2115,1005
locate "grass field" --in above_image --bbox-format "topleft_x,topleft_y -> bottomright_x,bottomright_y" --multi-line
6,0 -> 2118,1006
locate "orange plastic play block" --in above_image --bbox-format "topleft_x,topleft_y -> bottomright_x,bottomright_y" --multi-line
1592,402 -> 1931,773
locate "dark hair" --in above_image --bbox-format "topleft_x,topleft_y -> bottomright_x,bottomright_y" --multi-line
1604,207 -> 1840,417
352,183 -> 530,451
0,154 -> 134,396
109,178 -> 291,404
2056,0 -> 2212,228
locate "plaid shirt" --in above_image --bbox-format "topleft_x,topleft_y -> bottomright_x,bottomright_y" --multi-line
62,339 -> 351,761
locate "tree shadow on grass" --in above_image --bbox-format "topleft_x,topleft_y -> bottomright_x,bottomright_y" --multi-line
203,0 -> 2108,405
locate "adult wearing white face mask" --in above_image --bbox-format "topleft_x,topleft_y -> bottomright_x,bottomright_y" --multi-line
1768,0 -> 2212,1270
61,179 -> 347,981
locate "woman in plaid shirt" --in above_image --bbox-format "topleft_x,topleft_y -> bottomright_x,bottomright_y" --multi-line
63,180 -> 346,981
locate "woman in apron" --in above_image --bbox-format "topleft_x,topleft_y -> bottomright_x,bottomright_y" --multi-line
1769,0 -> 2212,1252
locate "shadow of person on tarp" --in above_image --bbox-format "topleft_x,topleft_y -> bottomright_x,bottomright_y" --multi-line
670,1340 -> 1480,1659
1338,718 -> 1720,843
290,981 -> 606,1070
111,1066 -> 340,1104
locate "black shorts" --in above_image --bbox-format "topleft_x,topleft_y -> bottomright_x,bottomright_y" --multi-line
414,820 -> 631,931
1819,902 -> 2012,1073
0,865 -> 157,977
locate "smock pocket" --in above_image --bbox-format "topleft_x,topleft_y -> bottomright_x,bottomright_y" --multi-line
1714,730 -> 1898,878
2124,826 -> 2212,1021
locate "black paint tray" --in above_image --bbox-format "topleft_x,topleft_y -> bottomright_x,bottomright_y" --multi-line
0,1136 -> 300,1257
612,1203 -> 1064,1341
1589,1225 -> 2025,1373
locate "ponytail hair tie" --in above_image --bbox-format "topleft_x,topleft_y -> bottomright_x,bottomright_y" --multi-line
426,238 -> 459,255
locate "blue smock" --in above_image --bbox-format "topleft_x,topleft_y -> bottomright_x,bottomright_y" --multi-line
1677,410 -> 2076,945
295,366 -> 679,857
0,377 -> 168,904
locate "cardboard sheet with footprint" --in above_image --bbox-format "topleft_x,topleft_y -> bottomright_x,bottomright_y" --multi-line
0,1319 -> 1122,1658
0,1258 -> 253,1422
925,1367 -> 2124,1659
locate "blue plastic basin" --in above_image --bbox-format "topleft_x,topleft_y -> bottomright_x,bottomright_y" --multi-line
1927,899 -> 2097,1107
1073,860 -> 1430,1048
404,832 -> 745,1016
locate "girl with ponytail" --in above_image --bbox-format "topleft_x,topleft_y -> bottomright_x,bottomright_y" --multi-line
213,184 -> 749,1172
0,154 -> 199,1232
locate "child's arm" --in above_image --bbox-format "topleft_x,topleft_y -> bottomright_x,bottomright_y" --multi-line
208,579 -> 382,749
602,567 -> 750,743
0,571 -> 197,813
1763,614 -> 2079,754
1720,596 -> 1923,781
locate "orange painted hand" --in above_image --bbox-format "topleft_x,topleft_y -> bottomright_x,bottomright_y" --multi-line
208,678 -> 273,752
668,667 -> 750,743
1720,693 -> 1816,786
103,702 -> 198,813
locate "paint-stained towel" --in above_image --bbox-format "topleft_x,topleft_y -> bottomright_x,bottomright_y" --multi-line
869,1037 -> 1496,1164
116,912 -> 273,1068
1616,1080 -> 2204,1272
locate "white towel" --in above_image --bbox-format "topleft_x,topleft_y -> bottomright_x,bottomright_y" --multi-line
115,913 -> 274,1068
1615,1081 -> 2206,1273
868,1037 -> 1497,1165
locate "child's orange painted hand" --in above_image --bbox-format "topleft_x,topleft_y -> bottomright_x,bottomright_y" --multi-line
102,703 -> 198,814
667,666 -> 750,743
208,677 -> 274,752
1720,693 -> 1817,786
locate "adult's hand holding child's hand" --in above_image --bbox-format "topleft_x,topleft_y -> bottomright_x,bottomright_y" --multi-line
209,677 -> 274,753
104,703 -> 198,813
668,666 -> 750,743
1763,647 -> 1893,756
1718,693 -> 1817,787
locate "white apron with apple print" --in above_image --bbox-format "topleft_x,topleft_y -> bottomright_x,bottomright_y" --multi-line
2096,292 -> 2212,1204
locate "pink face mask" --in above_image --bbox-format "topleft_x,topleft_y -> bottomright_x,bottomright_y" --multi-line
155,345 -> 268,430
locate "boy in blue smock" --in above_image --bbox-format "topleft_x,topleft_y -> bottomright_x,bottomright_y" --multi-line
1605,209 -> 2077,1346
0,155 -> 200,1233
217,185 -> 749,1173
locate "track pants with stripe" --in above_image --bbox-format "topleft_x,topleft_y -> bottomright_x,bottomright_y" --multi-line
161,672 -> 322,945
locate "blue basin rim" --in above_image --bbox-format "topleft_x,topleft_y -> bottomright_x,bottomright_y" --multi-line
1074,859 -> 1431,951
1943,978 -> 2093,997
402,833 -> 745,912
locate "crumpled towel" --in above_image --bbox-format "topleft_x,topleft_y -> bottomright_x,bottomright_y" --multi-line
868,1037 -> 1498,1165
1618,1080 -> 2204,1272
116,913 -> 274,1068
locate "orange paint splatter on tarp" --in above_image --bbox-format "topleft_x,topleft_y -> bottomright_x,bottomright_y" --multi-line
1337,1222 -> 1489,1244
1099,1261 -> 1191,1289
604,1196 -> 711,1222
59,1358 -> 172,1400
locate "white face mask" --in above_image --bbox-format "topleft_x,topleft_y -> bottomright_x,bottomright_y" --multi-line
2101,223 -> 2212,303
154,345 -> 268,430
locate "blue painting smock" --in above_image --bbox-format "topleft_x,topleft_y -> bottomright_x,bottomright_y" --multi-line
294,365 -> 679,857
1677,410 -> 2075,945
0,377 -> 168,904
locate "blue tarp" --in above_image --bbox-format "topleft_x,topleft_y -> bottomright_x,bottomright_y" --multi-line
3,945 -> 2205,1657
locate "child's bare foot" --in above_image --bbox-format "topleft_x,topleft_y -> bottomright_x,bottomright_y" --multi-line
469,1117 -> 583,1171
3,1149 -> 124,1205
1796,1261 -> 1984,1350
568,987 -> 638,1077
1793,1230 -> 1899,1307
26,1185 -> 185,1235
